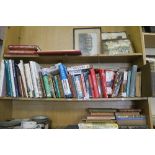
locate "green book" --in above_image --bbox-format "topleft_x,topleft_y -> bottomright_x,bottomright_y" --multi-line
53,75 -> 61,98
42,68 -> 52,98
4,60 -> 13,96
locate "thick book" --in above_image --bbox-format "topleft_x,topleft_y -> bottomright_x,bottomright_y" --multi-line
129,65 -> 138,97
4,60 -> 13,96
57,74 -> 64,98
48,74 -> 56,98
0,60 -> 6,97
14,62 -> 25,97
115,112 -> 140,116
90,112 -> 115,116
8,45 -> 40,51
24,63 -> 34,98
18,60 -> 28,98
59,63 -> 72,98
37,50 -> 81,55
87,115 -> 116,120
90,68 -> 100,98
118,109 -> 142,112
88,108 -> 117,113
98,69 -> 108,98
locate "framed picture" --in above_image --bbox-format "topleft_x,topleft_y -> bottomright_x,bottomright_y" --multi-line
73,27 -> 101,56
102,39 -> 134,55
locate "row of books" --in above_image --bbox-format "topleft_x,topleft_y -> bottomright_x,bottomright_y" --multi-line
78,108 -> 147,129
0,60 -> 141,98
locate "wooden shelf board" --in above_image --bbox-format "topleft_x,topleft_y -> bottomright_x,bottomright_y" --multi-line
3,53 -> 143,64
0,97 -> 148,102
143,32 -> 155,36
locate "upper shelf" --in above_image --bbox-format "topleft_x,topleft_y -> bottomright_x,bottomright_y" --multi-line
0,97 -> 148,102
3,53 -> 143,64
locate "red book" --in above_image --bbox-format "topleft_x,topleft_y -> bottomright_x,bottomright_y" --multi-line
88,74 -> 95,98
99,69 -> 108,98
8,45 -> 40,51
90,68 -> 100,98
37,50 -> 81,55
7,50 -> 38,55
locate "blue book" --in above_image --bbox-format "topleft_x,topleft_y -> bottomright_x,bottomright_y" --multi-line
4,60 -> 13,96
59,63 -> 72,98
129,65 -> 138,97
126,70 -> 131,97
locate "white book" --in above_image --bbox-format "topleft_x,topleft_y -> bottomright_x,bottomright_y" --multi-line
24,63 -> 34,98
33,62 -> 43,97
0,60 -> 6,96
30,61 -> 39,98
9,60 -> 16,97
18,60 -> 28,98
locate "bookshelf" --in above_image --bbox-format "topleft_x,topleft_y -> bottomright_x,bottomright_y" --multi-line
0,26 -> 153,129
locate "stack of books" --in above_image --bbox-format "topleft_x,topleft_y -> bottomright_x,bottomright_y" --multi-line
78,108 -> 118,129
115,109 -> 147,129
0,60 -> 141,98
78,108 -> 147,129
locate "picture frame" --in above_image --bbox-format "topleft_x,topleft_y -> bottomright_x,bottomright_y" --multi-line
102,39 -> 134,55
73,27 -> 101,56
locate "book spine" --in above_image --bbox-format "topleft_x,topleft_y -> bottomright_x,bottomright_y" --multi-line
83,71 -> 90,99
12,60 -> 19,97
18,60 -> 28,97
4,60 -> 13,96
9,60 -> 16,97
80,73 -> 88,99
59,63 -> 72,98
0,60 -> 6,97
126,70 -> 131,97
136,72 -> 141,97
67,64 -> 92,72
8,45 -> 39,51
90,68 -> 99,98
42,70 -> 52,98
7,50 -> 37,55
120,71 -> 128,97
129,65 -> 138,97
24,63 -> 34,98
68,74 -> 76,98
39,72 -> 46,98
99,69 -> 108,98
88,74 -> 94,98
71,75 -> 78,98
34,62 -> 43,97
29,61 -> 39,98
57,74 -> 64,98
53,75 -> 61,98
48,74 -> 56,98
74,75 -> 83,99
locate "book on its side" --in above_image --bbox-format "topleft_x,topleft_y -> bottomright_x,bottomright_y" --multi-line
0,60 -> 6,97
18,60 -> 28,98
8,45 -> 40,51
7,50 -> 38,55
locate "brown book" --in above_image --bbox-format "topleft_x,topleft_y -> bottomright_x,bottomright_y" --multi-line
136,72 -> 141,97
8,45 -> 40,51
90,112 -> 115,116
87,115 -> 116,120
86,119 -> 117,123
88,108 -> 117,113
